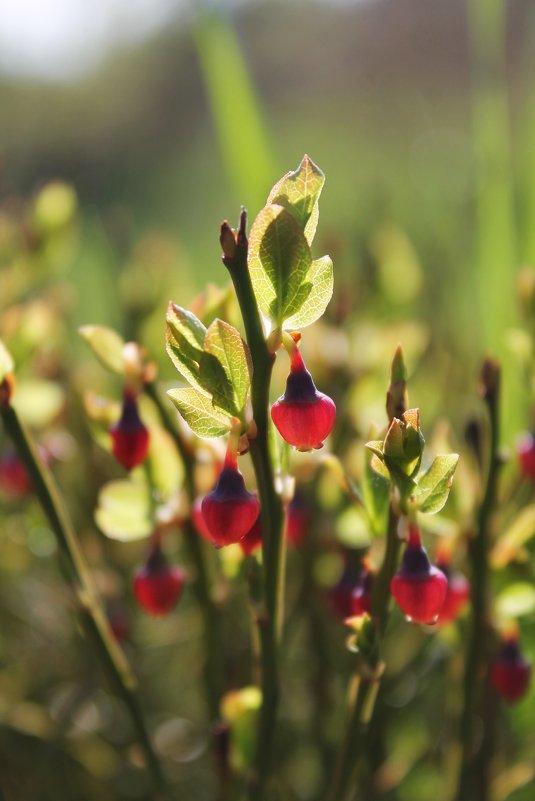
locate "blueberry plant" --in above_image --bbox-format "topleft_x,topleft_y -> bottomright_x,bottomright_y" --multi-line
0,159 -> 534,801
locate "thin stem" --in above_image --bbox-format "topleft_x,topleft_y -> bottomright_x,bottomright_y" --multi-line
327,506 -> 400,801
222,212 -> 285,799
145,379 -> 222,722
455,361 -> 500,801
0,402 -> 173,800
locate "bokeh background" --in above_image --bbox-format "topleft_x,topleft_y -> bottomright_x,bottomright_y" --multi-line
1,1 -> 535,799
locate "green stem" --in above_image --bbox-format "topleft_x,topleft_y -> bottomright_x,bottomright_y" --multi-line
145,379 -> 222,722
455,361 -> 500,801
0,402 -> 172,800
327,506 -> 400,801
223,212 -> 285,799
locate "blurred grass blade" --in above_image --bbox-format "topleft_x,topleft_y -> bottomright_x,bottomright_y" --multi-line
194,11 -> 276,209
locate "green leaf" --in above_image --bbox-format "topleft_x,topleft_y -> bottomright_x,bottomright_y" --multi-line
248,204 -> 312,325
0,341 -> 14,381
267,155 -> 325,245
496,583 -> 535,619
79,325 -> 125,374
165,302 -> 207,391
148,425 -> 184,500
95,479 -> 152,541
416,454 -> 459,514
199,319 -> 252,416
365,440 -> 384,459
362,448 -> 390,536
167,387 -> 231,438
282,255 -> 334,330
13,380 -> 65,428
491,504 -> 535,568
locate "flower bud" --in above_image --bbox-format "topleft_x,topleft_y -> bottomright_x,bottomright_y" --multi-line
201,441 -> 259,547
490,637 -> 532,703
390,526 -> 447,624
133,544 -> 185,616
110,389 -> 149,470
271,346 -> 336,451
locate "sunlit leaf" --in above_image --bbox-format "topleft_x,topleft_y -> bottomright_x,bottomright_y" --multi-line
496,583 -> 535,619
199,319 -> 252,416
79,325 -> 126,375
282,255 -> 334,330
165,302 -> 207,391
267,155 -> 325,245
95,479 -> 152,541
491,504 -> 535,568
167,387 -> 231,438
416,454 -> 459,514
13,380 -> 64,428
248,204 -> 311,325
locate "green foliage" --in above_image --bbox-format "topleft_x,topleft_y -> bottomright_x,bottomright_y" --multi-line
199,319 -> 252,417
95,479 -> 152,541
79,325 -> 126,375
167,387 -> 232,438
266,154 -> 325,245
361,447 -> 390,536
415,454 -> 460,514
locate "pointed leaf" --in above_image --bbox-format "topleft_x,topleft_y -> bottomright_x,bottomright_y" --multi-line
365,440 -> 384,460
248,204 -> 312,325
267,155 -> 325,244
167,387 -> 231,438
165,302 -> 207,391
282,255 -> 334,330
362,448 -> 390,536
199,319 -> 252,416
79,325 -> 126,374
416,454 -> 459,514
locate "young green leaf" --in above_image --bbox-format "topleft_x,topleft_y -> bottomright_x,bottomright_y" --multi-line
267,155 -> 325,245
95,479 -> 152,541
282,255 -> 334,330
167,387 -> 231,438
79,325 -> 126,375
199,319 -> 252,417
416,453 -> 459,514
165,302 -> 207,391
248,204 -> 312,325
362,447 -> 390,536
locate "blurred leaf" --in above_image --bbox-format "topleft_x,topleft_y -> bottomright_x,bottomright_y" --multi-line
95,479 -> 152,541
416,454 -> 459,514
496,583 -> 535,619
13,380 -> 64,428
33,181 -> 77,233
148,426 -> 184,500
266,155 -> 325,245
0,340 -> 14,380
491,504 -> 535,568
248,204 -> 311,325
199,319 -> 252,416
167,387 -> 231,438
79,325 -> 125,375
165,302 -> 207,391
335,506 -> 371,548
362,448 -> 390,536
282,256 -> 334,330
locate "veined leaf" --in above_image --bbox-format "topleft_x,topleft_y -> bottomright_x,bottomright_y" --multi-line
165,302 -> 207,391
248,204 -> 312,326
283,255 -> 334,330
267,155 -> 325,245
79,325 -> 125,375
199,319 -> 252,416
167,387 -> 231,438
416,454 -> 459,514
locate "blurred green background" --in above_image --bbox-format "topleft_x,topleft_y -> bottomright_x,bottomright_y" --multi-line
2,1 -> 535,799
